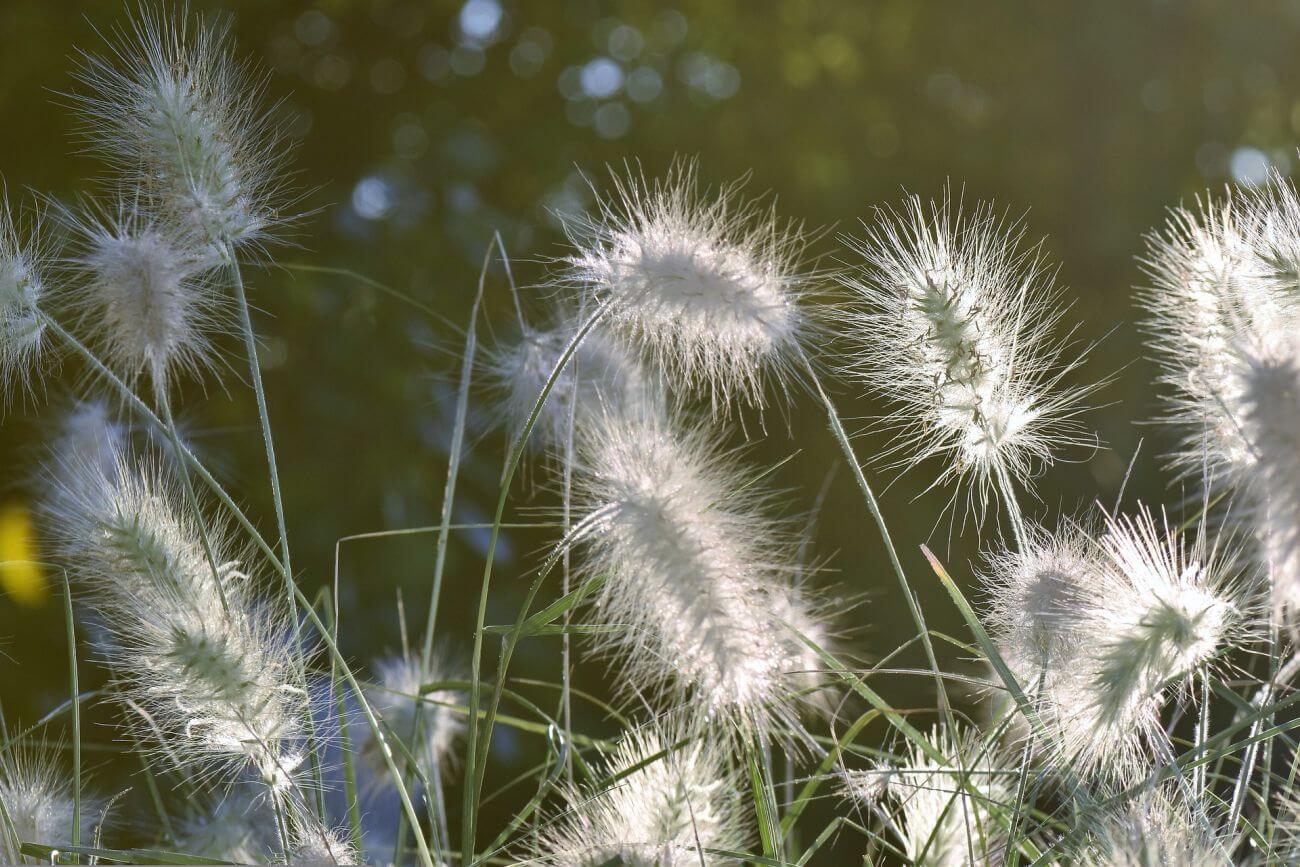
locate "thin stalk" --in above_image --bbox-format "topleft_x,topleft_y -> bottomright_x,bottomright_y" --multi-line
269,789 -> 292,864
62,572 -> 81,856
1195,668 -> 1209,799
223,258 -> 327,817
394,242 -> 489,865
293,581 -> 436,867
993,461 -> 1029,551
155,388 -> 230,617
461,301 -> 612,861
224,252 -> 295,612
800,355 -> 951,715
559,341 -> 578,787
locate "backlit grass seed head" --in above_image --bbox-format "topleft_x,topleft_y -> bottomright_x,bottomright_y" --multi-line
0,199 -> 50,398
489,312 -> 659,449
572,408 -> 826,734
66,199 -> 225,391
841,192 -> 1092,518
845,724 -> 1011,867
42,448 -> 307,790
530,725 -> 749,866
175,792 -> 275,864
0,746 -> 102,865
286,803 -> 360,865
1139,193 -> 1295,487
365,649 -> 465,782
979,521 -> 1095,676
564,162 -> 808,412
1059,508 -> 1245,779
72,7 -> 289,254
1082,790 -> 1226,867
1237,335 -> 1300,620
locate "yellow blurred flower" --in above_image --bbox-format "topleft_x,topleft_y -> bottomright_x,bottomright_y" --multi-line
0,500 -> 45,606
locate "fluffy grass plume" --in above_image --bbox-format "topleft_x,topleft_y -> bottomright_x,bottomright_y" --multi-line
571,406 -> 830,737
488,309 -> 659,449
841,191 -> 1093,520
0,198 -> 50,399
63,197 -> 227,392
41,446 -> 308,791
565,161 -> 809,412
528,724 -> 749,866
71,6 -> 290,255
844,724 -> 1013,866
0,745 -> 102,865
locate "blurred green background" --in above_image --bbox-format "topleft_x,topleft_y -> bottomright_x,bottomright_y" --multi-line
1,0 -> 1298,856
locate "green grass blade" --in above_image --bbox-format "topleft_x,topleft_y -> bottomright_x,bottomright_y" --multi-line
61,572 -> 81,856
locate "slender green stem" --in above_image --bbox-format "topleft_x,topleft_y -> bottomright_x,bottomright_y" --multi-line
461,301 -> 611,861
294,582 -> 436,867
225,253 -> 295,605
156,388 -> 231,617
61,573 -> 81,856
993,461 -> 1028,551
802,357 -> 951,715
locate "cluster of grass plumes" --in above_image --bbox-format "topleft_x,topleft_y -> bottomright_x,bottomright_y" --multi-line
9,7 -> 1300,867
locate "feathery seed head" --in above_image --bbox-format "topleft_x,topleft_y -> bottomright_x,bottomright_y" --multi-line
531,725 -> 749,866
489,311 -> 659,449
980,521 -> 1095,675
72,7 -> 290,253
42,447 -> 307,789
1232,332 -> 1300,622
1056,508 -> 1248,780
845,724 -> 1012,867
365,649 -> 465,782
564,161 -> 808,412
175,791 -> 276,864
842,192 -> 1093,519
286,804 -> 360,865
0,746 -> 101,865
1082,790 -> 1226,867
0,200 -> 50,398
66,199 -> 225,390
572,408 -> 828,736
1139,193 -> 1295,487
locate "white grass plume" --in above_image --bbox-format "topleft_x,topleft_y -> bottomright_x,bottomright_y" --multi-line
285,799 -> 360,865
64,198 -> 227,391
1141,182 -> 1300,623
1139,192 -> 1293,488
1081,789 -> 1226,866
979,520 -> 1095,678
564,161 -> 809,413
1063,508 -> 1248,780
174,791 -> 276,864
841,191 -> 1093,520
41,446 -> 308,791
364,648 -> 465,784
71,6 -> 290,255
1234,333 -> 1300,621
0,745 -> 102,864
844,724 -> 1013,867
488,309 -> 659,449
0,198 -> 50,399
571,407 -> 829,736
529,724 -> 749,866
